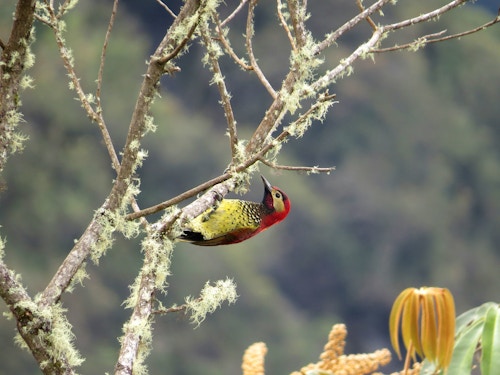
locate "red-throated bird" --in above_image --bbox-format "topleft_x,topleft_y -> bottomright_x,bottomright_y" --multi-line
179,176 -> 291,246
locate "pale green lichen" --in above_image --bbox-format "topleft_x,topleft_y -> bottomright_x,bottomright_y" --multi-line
35,2 -> 51,23
23,36 -> 36,69
90,209 -> 118,264
118,317 -> 153,375
123,271 -> 142,310
282,31 -> 324,116
57,0 -> 79,16
141,234 -> 173,292
129,139 -> 140,152
3,110 -> 30,154
123,228 -> 175,310
13,302 -> 84,368
66,264 -> 89,293
231,138 -> 248,165
162,0 -> 221,61
0,234 -> 5,259
186,278 -> 238,327
285,93 -> 337,139
143,114 -> 157,135
408,37 -> 428,52
90,192 -> 142,264
84,93 -> 95,104
46,303 -> 84,368
20,75 -> 35,90
118,233 -> 176,375
132,323 -> 152,375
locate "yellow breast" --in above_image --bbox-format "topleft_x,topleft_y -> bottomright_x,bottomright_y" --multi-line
185,199 -> 262,241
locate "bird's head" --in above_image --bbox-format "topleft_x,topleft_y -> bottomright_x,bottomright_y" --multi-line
260,175 -> 291,227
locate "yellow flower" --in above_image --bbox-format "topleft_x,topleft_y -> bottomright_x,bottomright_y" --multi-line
389,287 -> 455,373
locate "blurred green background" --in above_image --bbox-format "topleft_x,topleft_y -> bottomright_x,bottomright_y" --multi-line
1,0 -> 500,373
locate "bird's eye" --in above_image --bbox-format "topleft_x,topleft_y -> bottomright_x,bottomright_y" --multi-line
275,192 -> 281,199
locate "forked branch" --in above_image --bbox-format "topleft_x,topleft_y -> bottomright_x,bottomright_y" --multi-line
372,12 -> 500,53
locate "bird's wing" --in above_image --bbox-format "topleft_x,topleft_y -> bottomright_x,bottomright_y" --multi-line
180,201 -> 260,245
180,228 -> 255,246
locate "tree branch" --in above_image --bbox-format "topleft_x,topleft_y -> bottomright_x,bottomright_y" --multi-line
356,0 -> 377,31
155,0 -> 178,19
199,17 -> 239,161
96,0 -> 121,171
0,261 -> 78,375
39,0 -> 204,309
313,0 -> 391,56
36,1 -> 120,172
246,0 -> 277,98
277,0 -> 297,52
220,0 -> 248,27
0,0 -> 36,173
115,2 -> 214,374
372,13 -> 500,53
215,14 -> 253,70
259,157 -> 335,174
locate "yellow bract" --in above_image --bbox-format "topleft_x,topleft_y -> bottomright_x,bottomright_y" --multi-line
389,287 -> 455,374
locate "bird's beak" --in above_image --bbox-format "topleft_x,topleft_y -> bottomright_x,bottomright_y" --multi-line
261,175 -> 273,193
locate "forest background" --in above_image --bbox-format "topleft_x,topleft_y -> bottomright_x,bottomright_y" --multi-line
1,0 -> 500,374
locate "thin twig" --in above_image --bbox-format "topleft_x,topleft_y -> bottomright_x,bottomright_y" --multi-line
155,16 -> 198,65
372,14 -> 500,53
259,158 -> 335,174
155,0 -> 177,18
246,0 -> 277,98
288,92 -> 337,129
215,15 -> 253,70
199,20 -> 239,160
56,0 -> 77,19
35,4 -> 121,169
277,0 -> 297,52
152,298 -> 201,315
126,173 -> 232,220
382,0 -> 467,32
311,0 -> 472,93
356,0 -> 377,31
310,27 -> 383,93
96,0 -> 121,172
313,0 -> 391,55
220,0 -> 248,27
371,30 -> 447,53
153,304 -> 188,315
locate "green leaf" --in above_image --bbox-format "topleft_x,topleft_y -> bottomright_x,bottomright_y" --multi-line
446,316 -> 484,375
481,304 -> 500,375
455,302 -> 497,339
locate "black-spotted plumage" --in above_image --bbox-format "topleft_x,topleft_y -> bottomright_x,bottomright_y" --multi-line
179,176 -> 291,246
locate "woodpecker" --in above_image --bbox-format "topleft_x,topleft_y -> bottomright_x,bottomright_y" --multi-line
179,176 -> 291,246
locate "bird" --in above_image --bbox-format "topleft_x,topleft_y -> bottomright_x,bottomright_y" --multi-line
179,175 -> 291,246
